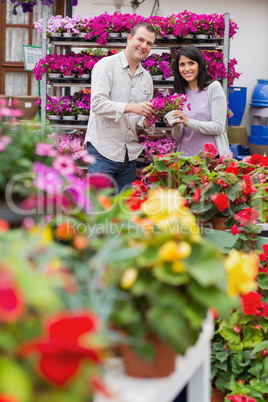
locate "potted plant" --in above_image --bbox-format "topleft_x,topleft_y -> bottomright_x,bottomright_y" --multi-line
211,245 -> 268,402
147,92 -> 189,125
105,188 -> 260,378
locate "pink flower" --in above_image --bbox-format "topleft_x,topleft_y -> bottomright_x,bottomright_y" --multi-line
53,155 -> 76,176
203,142 -> 218,158
35,143 -> 57,157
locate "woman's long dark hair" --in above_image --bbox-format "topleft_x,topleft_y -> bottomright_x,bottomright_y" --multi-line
174,46 -> 212,94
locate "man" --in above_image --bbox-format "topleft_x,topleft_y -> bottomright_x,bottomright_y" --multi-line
85,22 -> 156,192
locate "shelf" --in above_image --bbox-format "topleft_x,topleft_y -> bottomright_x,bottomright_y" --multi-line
50,124 -> 87,130
48,82 -> 90,87
49,39 -> 223,50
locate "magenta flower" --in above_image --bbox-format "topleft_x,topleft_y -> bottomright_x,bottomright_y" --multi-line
33,162 -> 63,194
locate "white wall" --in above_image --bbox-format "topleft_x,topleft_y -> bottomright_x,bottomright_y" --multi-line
73,0 -> 268,135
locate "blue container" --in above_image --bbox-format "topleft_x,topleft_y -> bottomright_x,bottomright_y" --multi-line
228,87 -> 247,126
250,79 -> 268,107
249,125 -> 268,144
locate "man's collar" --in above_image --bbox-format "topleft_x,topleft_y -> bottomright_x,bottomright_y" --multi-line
120,50 -> 143,74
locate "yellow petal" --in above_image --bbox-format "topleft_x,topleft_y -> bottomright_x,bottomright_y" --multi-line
121,268 -> 138,289
172,260 -> 186,273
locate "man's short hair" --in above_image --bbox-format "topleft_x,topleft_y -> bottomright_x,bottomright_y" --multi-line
130,22 -> 156,38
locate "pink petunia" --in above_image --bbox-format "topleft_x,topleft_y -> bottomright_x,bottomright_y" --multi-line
53,155 -> 76,176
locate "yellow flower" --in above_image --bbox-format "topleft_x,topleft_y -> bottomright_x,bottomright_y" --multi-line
141,189 -> 185,222
159,240 -> 181,261
225,250 -> 258,297
159,240 -> 191,262
172,260 -> 186,273
29,225 -> 53,247
121,268 -> 138,289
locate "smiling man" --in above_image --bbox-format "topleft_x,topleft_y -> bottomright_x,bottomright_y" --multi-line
85,23 -> 156,192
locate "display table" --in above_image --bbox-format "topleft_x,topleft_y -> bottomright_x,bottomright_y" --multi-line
94,314 -> 213,402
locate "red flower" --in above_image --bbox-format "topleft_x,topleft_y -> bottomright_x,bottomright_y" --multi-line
20,311 -> 100,386
262,245 -> 268,256
0,396 -> 19,402
192,187 -> 202,202
0,268 -> 25,322
241,175 -> 257,196
226,162 -> 239,176
235,208 -> 259,226
227,394 -> 257,402
240,292 -> 262,315
231,224 -> 241,236
211,193 -> 229,212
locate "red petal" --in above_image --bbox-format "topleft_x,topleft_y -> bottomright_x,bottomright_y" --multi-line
39,353 -> 81,385
0,270 -> 24,322
48,313 -> 97,340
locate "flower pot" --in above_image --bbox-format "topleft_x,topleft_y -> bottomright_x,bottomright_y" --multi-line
48,73 -> 62,78
62,116 -> 76,121
80,73 -> 90,79
77,114 -> 89,121
211,388 -> 227,402
195,34 -> 209,40
79,32 -> 87,38
108,32 -> 121,38
48,115 -> 60,120
121,337 -> 176,378
212,216 -> 228,231
52,32 -> 62,38
152,75 -> 163,81
63,74 -> 75,79
167,34 -> 177,39
164,110 -> 181,127
121,32 -> 129,38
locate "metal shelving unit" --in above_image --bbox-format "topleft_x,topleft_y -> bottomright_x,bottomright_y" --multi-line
41,12 -> 230,134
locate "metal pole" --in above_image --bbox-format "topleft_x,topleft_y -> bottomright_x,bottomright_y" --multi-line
41,9 -> 48,136
223,12 -> 230,100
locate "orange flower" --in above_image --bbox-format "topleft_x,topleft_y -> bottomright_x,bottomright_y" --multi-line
0,219 -> 9,232
55,222 -> 76,241
72,235 -> 89,250
97,194 -> 112,210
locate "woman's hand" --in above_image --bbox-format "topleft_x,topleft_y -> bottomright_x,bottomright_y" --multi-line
172,110 -> 188,127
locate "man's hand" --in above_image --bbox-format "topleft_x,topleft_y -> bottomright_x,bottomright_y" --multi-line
125,102 -> 155,117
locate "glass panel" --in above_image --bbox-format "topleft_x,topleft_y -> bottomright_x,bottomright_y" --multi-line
5,72 -> 28,95
33,2 -> 56,23
5,27 -> 29,62
6,1 -> 29,24
31,73 -> 40,97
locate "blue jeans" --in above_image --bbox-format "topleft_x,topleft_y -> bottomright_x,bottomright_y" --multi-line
87,143 -> 136,193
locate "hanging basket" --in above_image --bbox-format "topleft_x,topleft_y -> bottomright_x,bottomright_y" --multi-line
121,336 -> 176,378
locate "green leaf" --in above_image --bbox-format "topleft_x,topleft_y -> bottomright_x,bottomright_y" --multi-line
251,340 -> 268,355
188,281 -> 238,319
185,240 -> 226,286
153,265 -> 190,286
0,357 -> 32,402
248,362 -> 263,379
257,272 -> 268,290
147,304 -> 199,355
154,158 -> 168,172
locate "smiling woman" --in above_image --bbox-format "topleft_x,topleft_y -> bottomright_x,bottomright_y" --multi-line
171,46 -> 230,157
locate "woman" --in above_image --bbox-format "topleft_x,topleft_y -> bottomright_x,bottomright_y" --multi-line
171,46 -> 229,157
